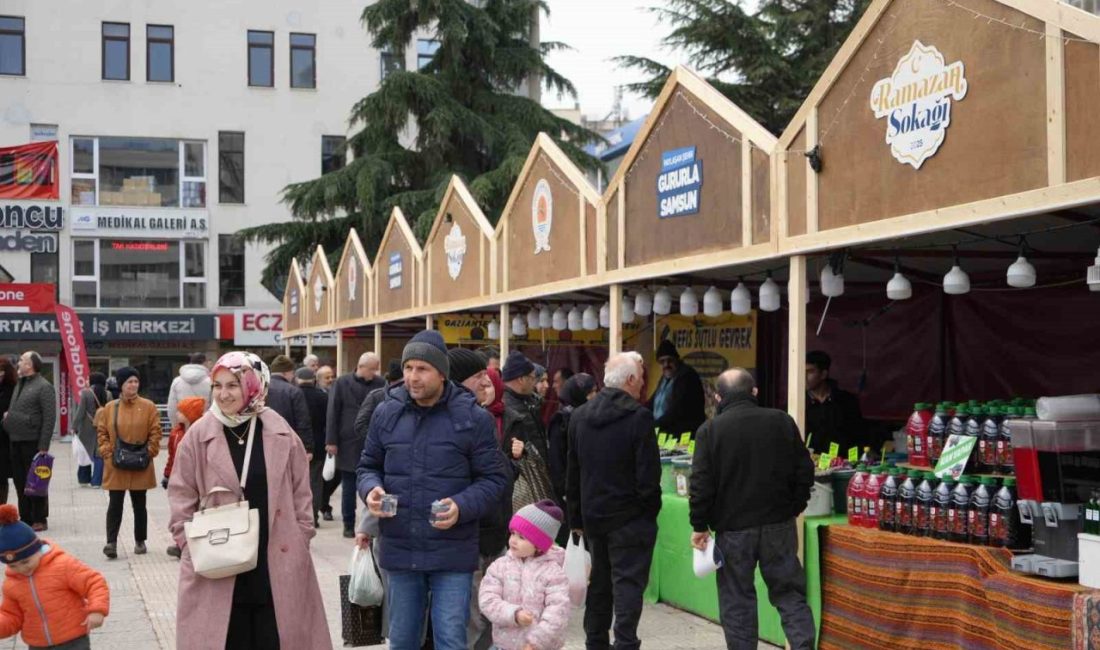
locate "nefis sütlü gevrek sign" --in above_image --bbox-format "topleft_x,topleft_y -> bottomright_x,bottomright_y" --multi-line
657,146 -> 702,218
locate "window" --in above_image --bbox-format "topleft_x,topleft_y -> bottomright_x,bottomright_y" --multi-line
0,16 -> 25,76
72,239 -> 206,309
146,25 -> 174,82
380,46 -> 403,81
247,30 -> 273,87
321,136 -> 346,175
416,39 -> 440,70
30,251 -> 58,285
218,131 -> 245,204
218,234 -> 245,306
102,22 -> 130,80
289,33 -> 315,88
70,137 -> 206,208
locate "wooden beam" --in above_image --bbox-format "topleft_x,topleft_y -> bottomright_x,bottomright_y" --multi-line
499,303 -> 510,358
425,314 -> 434,330
335,331 -> 344,376
609,284 -> 623,355
1047,21 -> 1066,187
617,178 -> 626,270
579,191 -> 588,276
806,108 -> 819,234
741,137 -> 752,247
787,255 -> 807,438
305,333 -> 314,357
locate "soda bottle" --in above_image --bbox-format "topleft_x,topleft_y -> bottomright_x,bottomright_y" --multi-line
879,468 -> 899,532
907,403 -> 933,467
968,477 -> 995,546
1086,490 -> 1099,535
931,475 -> 955,540
948,405 -> 970,442
863,467 -> 884,529
965,407 -> 986,473
928,404 -> 950,466
948,476 -> 973,543
990,477 -> 1030,549
914,472 -> 935,536
978,406 -> 1002,474
897,471 -> 917,535
847,464 -> 867,527
997,406 -> 1018,475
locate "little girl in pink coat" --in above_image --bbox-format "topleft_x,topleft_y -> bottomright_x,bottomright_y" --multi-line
479,500 -> 572,650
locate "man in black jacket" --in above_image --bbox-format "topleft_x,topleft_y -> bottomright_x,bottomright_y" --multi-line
326,352 -> 384,537
567,352 -> 661,650
501,350 -> 545,464
690,368 -> 815,650
805,350 -> 865,456
650,339 -> 706,440
266,354 -> 313,454
296,367 -> 329,527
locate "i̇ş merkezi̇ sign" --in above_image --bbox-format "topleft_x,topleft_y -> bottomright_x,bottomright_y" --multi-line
870,40 -> 968,170
657,146 -> 703,218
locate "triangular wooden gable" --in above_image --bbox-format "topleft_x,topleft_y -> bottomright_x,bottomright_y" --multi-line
423,175 -> 495,308
304,246 -> 335,331
373,207 -> 423,315
282,259 -> 306,337
334,228 -> 372,327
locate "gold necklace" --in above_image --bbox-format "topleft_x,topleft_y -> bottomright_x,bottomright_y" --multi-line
229,427 -> 248,446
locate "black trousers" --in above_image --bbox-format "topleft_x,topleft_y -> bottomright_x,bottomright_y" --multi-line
308,454 -> 325,518
106,489 -> 147,544
715,519 -> 816,650
583,517 -> 657,650
10,440 -> 48,524
226,602 -> 280,649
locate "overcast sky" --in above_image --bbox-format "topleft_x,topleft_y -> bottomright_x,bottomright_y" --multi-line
541,0 -> 676,123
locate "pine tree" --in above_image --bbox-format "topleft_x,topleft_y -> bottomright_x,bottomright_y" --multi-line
617,0 -> 869,135
239,0 -> 598,295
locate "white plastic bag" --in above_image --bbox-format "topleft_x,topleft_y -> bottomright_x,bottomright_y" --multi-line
322,454 -> 336,481
564,533 -> 591,607
72,437 -> 93,468
692,535 -> 724,578
347,546 -> 384,607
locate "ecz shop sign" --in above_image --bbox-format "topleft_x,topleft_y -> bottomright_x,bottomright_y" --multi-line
0,313 -> 215,341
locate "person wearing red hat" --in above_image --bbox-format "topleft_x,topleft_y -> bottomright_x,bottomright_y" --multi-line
163,396 -> 206,559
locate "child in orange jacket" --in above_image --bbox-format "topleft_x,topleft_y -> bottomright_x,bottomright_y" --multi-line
163,396 -> 205,559
0,504 -> 109,649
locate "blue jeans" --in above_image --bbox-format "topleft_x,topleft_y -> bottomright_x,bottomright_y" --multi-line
340,470 -> 357,527
387,570 -> 472,650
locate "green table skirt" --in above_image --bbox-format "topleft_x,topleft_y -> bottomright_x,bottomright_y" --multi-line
651,493 -> 845,646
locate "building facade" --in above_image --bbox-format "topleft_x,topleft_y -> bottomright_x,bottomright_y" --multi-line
0,0 -> 435,403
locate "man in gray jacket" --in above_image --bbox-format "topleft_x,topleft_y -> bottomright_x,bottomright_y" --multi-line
2,351 -> 56,530
266,354 -> 313,456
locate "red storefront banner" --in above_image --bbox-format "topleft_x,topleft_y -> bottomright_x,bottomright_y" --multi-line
0,283 -> 56,313
54,304 -> 90,401
0,141 -> 59,200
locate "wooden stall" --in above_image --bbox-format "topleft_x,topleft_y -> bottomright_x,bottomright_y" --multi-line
373,207 -> 424,319
302,246 -> 335,334
281,259 -> 306,343
423,176 -> 495,313
333,228 -> 372,328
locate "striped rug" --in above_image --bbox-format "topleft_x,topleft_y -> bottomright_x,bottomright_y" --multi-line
818,525 -> 1089,649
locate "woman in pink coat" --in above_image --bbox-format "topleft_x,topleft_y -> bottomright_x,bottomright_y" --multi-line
479,500 -> 572,650
168,351 -> 330,649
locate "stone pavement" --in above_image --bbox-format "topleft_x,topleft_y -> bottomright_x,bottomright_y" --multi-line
0,441 -> 773,649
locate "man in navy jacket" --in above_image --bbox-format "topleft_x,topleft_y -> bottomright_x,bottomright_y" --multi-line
358,330 -> 507,650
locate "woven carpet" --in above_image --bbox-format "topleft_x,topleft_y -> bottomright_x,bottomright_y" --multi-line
818,525 -> 1090,649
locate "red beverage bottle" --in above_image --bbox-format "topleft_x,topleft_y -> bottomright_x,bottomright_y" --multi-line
847,465 -> 867,527
863,467 -> 884,529
907,403 -> 933,467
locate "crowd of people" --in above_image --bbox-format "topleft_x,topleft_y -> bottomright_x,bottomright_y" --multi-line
0,337 -> 825,650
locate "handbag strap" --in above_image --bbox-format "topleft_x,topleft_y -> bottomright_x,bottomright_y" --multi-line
239,417 -> 257,491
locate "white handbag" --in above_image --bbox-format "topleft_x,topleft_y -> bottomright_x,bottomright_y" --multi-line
184,418 -> 261,580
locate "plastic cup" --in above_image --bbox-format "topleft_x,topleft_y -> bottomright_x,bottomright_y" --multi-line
380,494 -> 399,517
430,500 -> 448,523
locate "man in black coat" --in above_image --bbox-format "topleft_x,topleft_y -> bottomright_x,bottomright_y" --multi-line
805,350 -> 865,456
651,339 -> 707,439
501,350 -> 545,464
567,352 -> 661,650
265,354 -> 313,455
326,352 -> 384,537
690,368 -> 815,650
296,367 -> 329,527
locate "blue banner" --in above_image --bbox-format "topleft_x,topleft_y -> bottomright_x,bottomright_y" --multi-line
657,146 -> 703,218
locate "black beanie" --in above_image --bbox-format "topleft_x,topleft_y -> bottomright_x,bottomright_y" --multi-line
448,348 -> 487,385
385,360 -> 403,383
656,339 -> 679,360
115,366 -> 140,389
502,350 -> 535,382
402,330 -> 450,378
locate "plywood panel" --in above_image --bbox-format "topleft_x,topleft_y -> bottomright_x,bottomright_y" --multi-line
622,90 -> 744,266
816,0 -> 1046,231
1065,37 -> 1100,182
787,128 -> 807,237
506,155 -> 583,291
427,195 -> 486,306
335,250 -> 368,324
751,147 -> 771,244
606,187 -> 619,271
305,262 -> 333,330
585,202 -> 597,275
376,235 -> 414,314
284,271 -> 303,334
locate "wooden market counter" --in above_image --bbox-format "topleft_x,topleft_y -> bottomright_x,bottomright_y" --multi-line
818,525 -> 1093,650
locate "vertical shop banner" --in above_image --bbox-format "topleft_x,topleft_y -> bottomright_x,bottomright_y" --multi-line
0,141 -> 59,200
54,305 -> 90,401
58,359 -> 69,436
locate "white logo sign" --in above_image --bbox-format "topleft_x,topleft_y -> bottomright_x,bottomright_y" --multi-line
289,289 -> 299,315
531,179 -> 552,254
312,275 -> 324,313
870,41 -> 968,170
70,207 -> 209,238
348,257 -> 358,302
388,252 -> 402,290
444,222 -> 467,280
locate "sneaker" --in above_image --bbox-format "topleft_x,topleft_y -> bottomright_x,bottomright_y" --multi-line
103,544 -> 117,559
322,510 -> 334,522
134,542 -> 147,555
166,545 -> 181,559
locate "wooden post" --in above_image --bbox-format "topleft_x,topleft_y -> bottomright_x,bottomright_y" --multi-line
306,333 -> 314,357
425,315 -> 434,330
374,324 -> 382,358
609,284 -> 623,355
335,330 -> 344,376
283,339 -> 290,357
787,255 -> 808,436
500,304 -> 510,358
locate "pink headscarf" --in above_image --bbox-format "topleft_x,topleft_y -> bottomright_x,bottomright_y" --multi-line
209,351 -> 270,427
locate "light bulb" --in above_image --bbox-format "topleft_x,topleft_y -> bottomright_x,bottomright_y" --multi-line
634,289 -> 652,317
679,287 -> 698,316
552,306 -> 567,330
702,286 -> 723,317
820,265 -> 844,297
527,308 -> 539,331
943,265 -> 970,295
1006,255 -> 1036,288
653,288 -> 672,315
730,282 -> 752,316
622,295 -> 635,323
599,302 -> 610,328
567,305 -> 583,331
582,305 -> 599,330
539,305 -> 552,329
887,272 -> 912,300
511,314 -> 526,337
487,318 -> 499,339
759,276 -> 781,312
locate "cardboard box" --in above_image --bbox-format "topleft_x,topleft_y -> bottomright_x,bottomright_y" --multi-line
1081,532 -> 1100,588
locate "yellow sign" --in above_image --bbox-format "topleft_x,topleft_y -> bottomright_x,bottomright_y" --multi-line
437,312 -> 615,346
